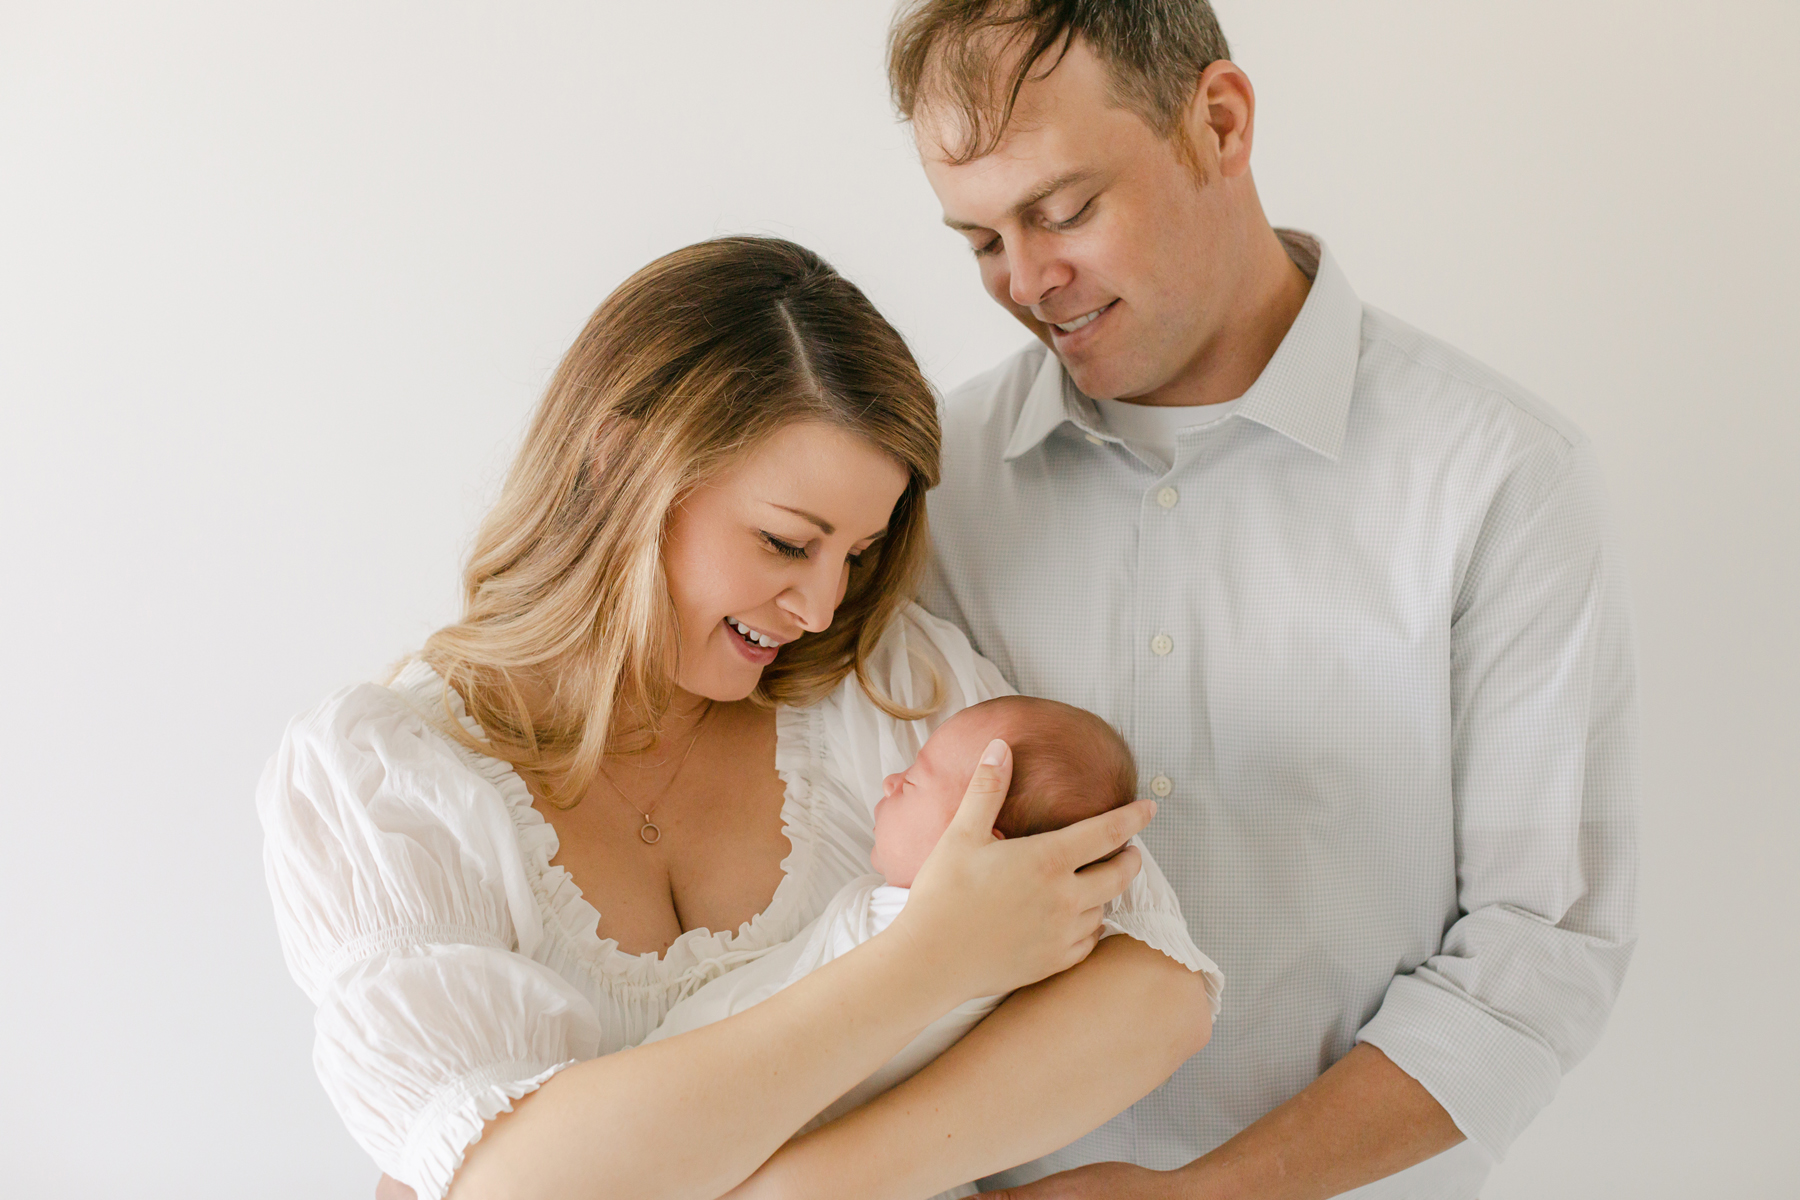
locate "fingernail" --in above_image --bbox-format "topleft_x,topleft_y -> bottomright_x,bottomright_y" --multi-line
980,738 -> 1008,766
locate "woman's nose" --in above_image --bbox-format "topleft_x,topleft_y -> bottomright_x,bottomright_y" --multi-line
778,560 -> 839,633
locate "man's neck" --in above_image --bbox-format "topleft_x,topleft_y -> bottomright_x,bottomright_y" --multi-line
1132,221 -> 1312,409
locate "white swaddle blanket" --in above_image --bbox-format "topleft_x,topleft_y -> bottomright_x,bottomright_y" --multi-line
642,873 -> 998,1199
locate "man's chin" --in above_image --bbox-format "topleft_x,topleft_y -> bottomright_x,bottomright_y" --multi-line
1015,312 -> 1143,400
1057,357 -> 1139,403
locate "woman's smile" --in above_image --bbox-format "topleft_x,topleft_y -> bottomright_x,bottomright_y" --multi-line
723,615 -> 783,665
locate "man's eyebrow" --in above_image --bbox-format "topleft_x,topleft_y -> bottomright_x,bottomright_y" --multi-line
942,168 -> 1101,232
770,504 -> 835,535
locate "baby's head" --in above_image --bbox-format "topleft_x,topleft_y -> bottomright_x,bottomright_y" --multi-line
871,696 -> 1138,887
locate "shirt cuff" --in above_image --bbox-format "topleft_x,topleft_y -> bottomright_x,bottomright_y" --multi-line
400,1059 -> 577,1199
1355,971 -> 1561,1161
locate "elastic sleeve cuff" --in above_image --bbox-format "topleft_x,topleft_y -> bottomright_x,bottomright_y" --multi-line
1355,972 -> 1562,1161
1100,909 -> 1225,1019
401,1059 -> 577,1199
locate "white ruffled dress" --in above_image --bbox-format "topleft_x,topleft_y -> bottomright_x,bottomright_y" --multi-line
259,605 -> 1214,1198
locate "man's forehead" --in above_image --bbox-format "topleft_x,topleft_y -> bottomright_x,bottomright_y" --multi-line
913,34 -> 1117,166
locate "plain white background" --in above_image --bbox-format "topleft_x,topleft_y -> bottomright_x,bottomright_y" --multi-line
1,2 -> 1794,1196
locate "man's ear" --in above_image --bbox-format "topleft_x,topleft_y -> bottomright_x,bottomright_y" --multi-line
1183,59 -> 1257,181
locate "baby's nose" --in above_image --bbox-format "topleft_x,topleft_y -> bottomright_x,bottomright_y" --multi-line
881,771 -> 901,797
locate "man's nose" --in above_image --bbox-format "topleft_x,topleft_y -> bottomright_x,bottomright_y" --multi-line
1007,236 -> 1073,310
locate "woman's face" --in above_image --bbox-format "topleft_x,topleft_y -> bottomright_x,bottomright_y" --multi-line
663,421 -> 909,702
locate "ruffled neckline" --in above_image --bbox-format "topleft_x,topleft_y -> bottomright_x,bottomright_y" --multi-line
387,660 -> 820,991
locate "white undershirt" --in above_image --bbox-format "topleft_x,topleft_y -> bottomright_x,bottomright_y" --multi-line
1091,395 -> 1242,471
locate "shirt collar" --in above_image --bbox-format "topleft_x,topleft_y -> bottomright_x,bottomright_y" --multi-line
1001,229 -> 1363,463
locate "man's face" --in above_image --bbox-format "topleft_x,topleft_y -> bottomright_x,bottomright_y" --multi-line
917,39 -> 1231,405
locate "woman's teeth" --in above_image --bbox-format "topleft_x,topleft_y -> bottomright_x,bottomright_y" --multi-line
727,617 -> 778,649
1054,304 -> 1109,333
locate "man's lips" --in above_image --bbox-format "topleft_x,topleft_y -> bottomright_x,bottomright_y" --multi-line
1042,299 -> 1118,340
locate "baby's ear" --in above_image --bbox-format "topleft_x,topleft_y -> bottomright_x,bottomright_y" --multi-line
991,829 -> 1006,840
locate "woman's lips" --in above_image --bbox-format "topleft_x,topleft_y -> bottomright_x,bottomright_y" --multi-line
723,617 -> 778,665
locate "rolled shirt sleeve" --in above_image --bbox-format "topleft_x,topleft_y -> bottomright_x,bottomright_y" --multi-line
1356,436 -> 1639,1159
259,683 -> 601,1198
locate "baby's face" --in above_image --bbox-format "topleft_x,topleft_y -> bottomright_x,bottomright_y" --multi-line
870,709 -> 1001,887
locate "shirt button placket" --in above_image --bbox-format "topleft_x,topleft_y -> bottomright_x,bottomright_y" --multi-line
1140,480 -> 1182,807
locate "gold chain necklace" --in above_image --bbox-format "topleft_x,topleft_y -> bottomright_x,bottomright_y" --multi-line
596,701 -> 714,845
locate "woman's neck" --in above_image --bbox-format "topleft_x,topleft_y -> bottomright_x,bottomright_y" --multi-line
658,689 -> 716,744
613,687 -> 718,760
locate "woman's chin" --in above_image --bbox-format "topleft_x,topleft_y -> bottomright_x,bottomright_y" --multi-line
675,660 -> 767,704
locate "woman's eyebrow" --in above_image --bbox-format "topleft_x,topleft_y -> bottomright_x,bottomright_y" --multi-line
770,504 -> 834,535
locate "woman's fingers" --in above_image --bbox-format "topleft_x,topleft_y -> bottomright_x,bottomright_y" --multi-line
1072,843 -> 1143,911
1042,798 -> 1156,870
1064,924 -> 1106,972
945,738 -> 1012,839
902,750 -> 1157,998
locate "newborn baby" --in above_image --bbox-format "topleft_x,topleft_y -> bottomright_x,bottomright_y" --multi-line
643,695 -> 1223,1180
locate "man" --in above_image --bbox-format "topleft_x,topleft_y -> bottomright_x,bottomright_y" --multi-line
892,2 -> 1639,1197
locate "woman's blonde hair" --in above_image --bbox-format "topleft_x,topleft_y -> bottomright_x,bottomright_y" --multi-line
420,237 -> 941,807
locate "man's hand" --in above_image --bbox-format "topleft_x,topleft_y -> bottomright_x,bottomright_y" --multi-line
981,1162 -> 1184,1199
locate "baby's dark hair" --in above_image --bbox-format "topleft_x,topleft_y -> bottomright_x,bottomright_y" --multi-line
959,696 -> 1137,838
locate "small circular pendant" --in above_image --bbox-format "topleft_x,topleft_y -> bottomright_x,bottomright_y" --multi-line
639,821 -> 662,845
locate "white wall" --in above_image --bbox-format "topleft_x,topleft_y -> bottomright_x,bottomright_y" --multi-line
1,2 -> 1793,1196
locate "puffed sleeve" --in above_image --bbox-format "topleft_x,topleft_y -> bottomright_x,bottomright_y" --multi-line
822,605 -> 1223,1013
258,681 -> 602,1199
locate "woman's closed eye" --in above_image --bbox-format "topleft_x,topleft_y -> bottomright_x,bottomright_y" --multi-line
762,531 -> 810,560
848,535 -> 885,567
764,530 -> 883,566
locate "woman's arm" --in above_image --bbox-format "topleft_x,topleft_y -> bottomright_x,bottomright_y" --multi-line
448,743 -> 1157,1200
728,934 -> 1213,1200
450,927 -> 966,1200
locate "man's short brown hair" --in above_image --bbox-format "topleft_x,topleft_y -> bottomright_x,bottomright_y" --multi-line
887,0 -> 1231,163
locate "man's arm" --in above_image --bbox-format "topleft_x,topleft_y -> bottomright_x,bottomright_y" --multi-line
980,1044 -> 1461,1200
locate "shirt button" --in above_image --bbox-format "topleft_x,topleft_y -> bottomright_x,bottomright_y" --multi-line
1149,774 -> 1174,798
1150,633 -> 1174,656
1156,486 -> 1179,509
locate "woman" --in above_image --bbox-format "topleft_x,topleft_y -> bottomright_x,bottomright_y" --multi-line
260,237 -> 1214,1200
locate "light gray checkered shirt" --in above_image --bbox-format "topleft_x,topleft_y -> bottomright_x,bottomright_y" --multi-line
924,233 -> 1639,1199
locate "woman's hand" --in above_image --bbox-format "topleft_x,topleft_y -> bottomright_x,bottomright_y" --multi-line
892,738 -> 1156,1002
